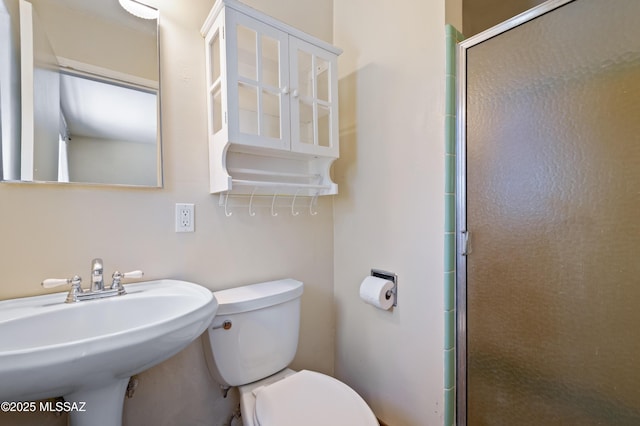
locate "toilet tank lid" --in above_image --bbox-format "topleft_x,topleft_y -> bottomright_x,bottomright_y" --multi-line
213,279 -> 303,315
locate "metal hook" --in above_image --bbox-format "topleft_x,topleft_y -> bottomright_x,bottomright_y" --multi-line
249,187 -> 257,217
309,194 -> 319,216
291,190 -> 301,216
271,194 -> 278,216
223,193 -> 232,217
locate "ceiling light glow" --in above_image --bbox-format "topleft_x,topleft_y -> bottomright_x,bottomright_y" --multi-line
118,0 -> 158,20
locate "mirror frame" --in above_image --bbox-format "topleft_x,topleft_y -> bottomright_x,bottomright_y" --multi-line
0,0 -> 163,188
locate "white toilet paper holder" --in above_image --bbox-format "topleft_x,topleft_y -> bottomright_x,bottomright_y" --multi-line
371,269 -> 397,307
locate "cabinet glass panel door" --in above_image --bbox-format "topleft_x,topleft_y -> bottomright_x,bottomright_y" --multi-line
205,22 -> 224,136
227,11 -> 289,150
289,38 -> 338,157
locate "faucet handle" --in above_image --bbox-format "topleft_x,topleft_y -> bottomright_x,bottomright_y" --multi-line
120,270 -> 144,280
42,275 -> 84,303
42,275 -> 82,289
110,270 -> 144,293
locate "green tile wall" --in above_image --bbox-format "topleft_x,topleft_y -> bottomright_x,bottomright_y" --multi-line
444,24 -> 464,426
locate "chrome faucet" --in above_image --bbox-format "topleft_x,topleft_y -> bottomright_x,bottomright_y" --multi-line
90,258 -> 104,292
41,258 -> 144,303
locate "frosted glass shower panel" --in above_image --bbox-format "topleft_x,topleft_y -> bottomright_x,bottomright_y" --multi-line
464,0 -> 640,424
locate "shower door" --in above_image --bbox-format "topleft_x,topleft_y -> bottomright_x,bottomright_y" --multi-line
456,0 -> 640,424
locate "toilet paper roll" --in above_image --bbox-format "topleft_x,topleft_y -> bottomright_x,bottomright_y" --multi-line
359,276 -> 395,310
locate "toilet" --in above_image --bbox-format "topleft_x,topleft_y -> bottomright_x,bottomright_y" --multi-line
202,279 -> 378,426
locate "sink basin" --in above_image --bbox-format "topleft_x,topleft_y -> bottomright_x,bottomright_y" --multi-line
0,279 -> 218,426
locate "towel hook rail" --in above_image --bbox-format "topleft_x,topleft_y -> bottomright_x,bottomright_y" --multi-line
223,193 -> 232,217
249,187 -> 258,216
271,194 -> 278,216
291,189 -> 301,216
309,194 -> 319,216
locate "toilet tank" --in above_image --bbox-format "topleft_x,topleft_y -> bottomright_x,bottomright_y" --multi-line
203,279 -> 304,387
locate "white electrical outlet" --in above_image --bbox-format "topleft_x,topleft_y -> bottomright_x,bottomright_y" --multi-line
175,203 -> 195,232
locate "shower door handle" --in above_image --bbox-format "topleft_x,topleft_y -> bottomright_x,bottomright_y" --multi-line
461,230 -> 471,256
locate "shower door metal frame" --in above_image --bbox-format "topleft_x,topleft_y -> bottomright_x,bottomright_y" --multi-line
455,1 -> 576,424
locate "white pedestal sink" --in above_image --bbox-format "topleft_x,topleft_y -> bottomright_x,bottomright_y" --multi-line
0,279 -> 218,426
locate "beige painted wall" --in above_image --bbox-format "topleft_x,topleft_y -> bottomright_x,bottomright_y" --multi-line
0,0 -> 335,424
463,0 -> 546,36
447,0 -> 463,30
333,1 -> 446,425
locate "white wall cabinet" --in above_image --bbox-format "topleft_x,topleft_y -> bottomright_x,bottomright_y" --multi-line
201,0 -> 341,196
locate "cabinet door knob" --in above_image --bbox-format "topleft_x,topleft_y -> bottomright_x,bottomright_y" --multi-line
292,89 -> 299,98
282,86 -> 289,95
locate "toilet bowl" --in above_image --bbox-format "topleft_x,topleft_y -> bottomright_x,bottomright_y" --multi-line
202,279 -> 378,426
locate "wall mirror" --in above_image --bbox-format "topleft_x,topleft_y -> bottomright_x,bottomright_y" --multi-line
0,0 -> 162,187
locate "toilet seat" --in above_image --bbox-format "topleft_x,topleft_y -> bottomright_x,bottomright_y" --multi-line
253,370 -> 378,426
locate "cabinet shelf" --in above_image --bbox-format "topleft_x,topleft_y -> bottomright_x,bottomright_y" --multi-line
201,0 -> 341,196
227,168 -> 321,180
231,179 -> 331,191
